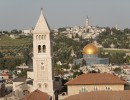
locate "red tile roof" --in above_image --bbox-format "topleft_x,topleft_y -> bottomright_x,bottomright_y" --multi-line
65,73 -> 126,85
2,73 -> 9,76
64,90 -> 130,100
22,89 -> 51,100
123,66 -> 130,69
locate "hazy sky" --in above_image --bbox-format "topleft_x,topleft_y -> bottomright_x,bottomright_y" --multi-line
0,0 -> 130,30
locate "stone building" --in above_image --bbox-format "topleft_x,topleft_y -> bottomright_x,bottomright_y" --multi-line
65,73 -> 126,96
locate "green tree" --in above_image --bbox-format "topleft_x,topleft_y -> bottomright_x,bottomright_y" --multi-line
17,69 -> 27,77
113,68 -> 121,73
0,58 -> 5,70
23,48 -> 30,65
82,59 -> 86,66
58,28 -> 66,32
4,58 -> 16,70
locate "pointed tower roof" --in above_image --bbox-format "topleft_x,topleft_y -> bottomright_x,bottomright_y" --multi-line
33,8 -> 50,34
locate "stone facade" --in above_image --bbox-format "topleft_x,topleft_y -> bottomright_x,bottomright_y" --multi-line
67,84 -> 124,96
32,9 -> 54,96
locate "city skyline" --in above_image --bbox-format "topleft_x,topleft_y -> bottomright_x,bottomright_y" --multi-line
0,0 -> 130,30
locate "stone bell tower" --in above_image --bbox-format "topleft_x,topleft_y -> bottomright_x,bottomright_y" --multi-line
33,8 -> 54,96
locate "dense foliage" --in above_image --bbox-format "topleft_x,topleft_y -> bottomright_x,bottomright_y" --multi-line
1,27 -> 130,73
97,28 -> 130,49
0,35 -> 32,70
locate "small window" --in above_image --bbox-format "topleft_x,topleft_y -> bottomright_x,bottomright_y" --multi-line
41,66 -> 44,70
106,87 -> 108,90
94,87 -> 98,91
41,62 -> 44,70
44,83 -> 48,89
36,35 -> 38,40
83,88 -> 86,92
38,83 -> 42,88
39,35 -> 41,40
38,45 -> 41,53
106,87 -> 111,91
44,35 -> 46,39
41,35 -> 43,40
80,87 -> 86,93
43,45 -> 46,53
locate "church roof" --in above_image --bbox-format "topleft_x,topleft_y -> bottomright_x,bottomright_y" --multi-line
33,8 -> 50,34
22,89 -> 51,100
65,73 -> 126,85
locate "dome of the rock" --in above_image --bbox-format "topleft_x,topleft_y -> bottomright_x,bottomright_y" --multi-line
83,43 -> 98,54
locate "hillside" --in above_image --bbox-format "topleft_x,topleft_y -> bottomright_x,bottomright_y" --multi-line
0,35 -> 32,70
0,35 -> 32,47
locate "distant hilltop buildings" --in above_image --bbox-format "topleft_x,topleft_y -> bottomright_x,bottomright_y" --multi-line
22,29 -> 33,36
54,16 -> 106,40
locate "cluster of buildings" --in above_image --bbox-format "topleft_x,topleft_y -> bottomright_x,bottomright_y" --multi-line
60,63 -> 130,82
54,16 -> 105,40
0,8 -> 130,100
9,30 -> 32,39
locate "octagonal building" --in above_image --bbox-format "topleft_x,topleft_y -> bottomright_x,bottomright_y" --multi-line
74,43 -> 109,66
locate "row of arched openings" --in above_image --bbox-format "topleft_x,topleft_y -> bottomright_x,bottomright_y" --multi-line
38,83 -> 48,89
36,35 -> 46,40
79,87 -> 87,93
38,45 -> 46,53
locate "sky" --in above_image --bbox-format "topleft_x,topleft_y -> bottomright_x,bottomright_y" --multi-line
0,0 -> 130,31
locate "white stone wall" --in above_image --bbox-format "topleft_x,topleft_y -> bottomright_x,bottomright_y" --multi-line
67,84 -> 124,96
27,72 -> 34,79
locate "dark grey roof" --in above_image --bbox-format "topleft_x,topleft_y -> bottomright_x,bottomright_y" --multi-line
13,77 -> 27,82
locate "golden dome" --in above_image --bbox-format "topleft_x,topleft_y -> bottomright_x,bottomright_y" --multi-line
83,43 -> 98,54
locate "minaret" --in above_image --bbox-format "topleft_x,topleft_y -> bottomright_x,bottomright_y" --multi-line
33,8 -> 54,96
85,16 -> 89,28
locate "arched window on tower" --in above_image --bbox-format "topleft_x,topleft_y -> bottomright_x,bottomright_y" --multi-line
36,35 -> 38,40
38,83 -> 42,88
38,45 -> 41,53
43,83 -> 48,90
43,45 -> 46,53
44,35 -> 46,39
39,35 -> 41,40
41,35 -> 43,40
